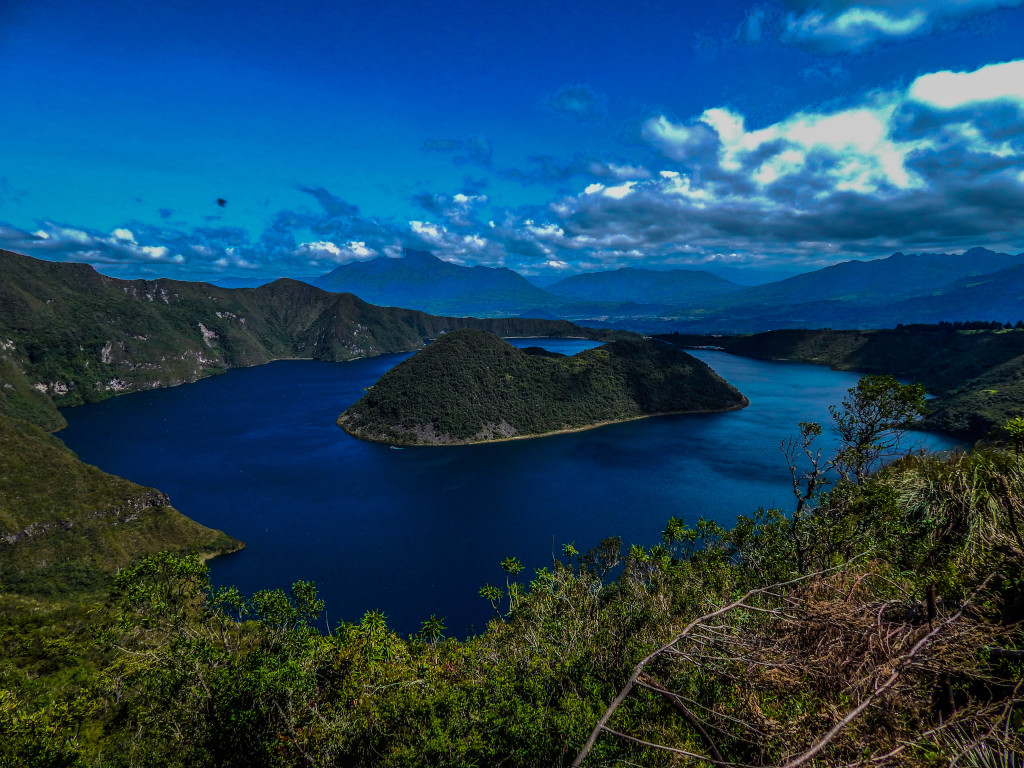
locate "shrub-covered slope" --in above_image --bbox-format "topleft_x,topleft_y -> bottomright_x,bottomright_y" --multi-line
339,329 -> 747,445
0,412 -> 239,596
3,438 -> 1022,767
661,327 -> 1024,439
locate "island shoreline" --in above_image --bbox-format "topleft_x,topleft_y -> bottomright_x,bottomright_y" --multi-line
337,395 -> 751,447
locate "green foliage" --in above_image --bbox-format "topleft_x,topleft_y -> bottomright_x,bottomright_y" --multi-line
829,374 -> 928,482
500,556 -> 524,575
419,615 -> 446,644
0,691 -> 87,768
339,329 -> 747,444
1002,416 -> 1024,457
776,375 -> 931,572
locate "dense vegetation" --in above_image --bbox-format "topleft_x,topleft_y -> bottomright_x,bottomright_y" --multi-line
2,377 -> 1022,766
338,329 -> 747,445
659,326 -> 1024,440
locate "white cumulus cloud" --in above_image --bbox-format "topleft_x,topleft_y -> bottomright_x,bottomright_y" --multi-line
296,240 -> 378,263
908,59 -> 1024,111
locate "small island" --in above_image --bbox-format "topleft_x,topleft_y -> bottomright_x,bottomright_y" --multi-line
337,329 -> 748,445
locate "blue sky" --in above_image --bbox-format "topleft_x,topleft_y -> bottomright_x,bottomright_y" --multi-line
1,0 -> 1023,281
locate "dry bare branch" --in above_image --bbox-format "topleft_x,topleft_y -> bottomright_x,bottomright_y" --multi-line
570,558 -> 869,767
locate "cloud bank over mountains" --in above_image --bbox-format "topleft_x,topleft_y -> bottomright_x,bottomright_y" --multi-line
2,57 -> 1022,280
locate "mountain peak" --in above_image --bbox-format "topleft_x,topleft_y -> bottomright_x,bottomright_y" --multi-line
401,248 -> 440,262
962,246 -> 996,258
311,248 -> 554,314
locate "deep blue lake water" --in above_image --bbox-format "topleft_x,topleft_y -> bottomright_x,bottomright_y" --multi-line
59,340 -> 960,636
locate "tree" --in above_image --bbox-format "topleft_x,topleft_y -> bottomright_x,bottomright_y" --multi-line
419,614 -> 446,644
780,376 -> 928,572
1002,416 -> 1024,459
781,421 -> 830,572
829,374 -> 927,483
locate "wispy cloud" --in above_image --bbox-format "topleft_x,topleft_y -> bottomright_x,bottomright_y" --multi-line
502,154 -> 651,186
421,136 -> 493,168
545,84 -> 607,122
783,5 -> 928,52
739,0 -> 1024,53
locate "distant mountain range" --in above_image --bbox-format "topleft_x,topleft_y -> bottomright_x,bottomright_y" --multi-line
717,247 -> 1023,306
302,246 -> 1023,332
546,267 -> 739,304
312,249 -> 553,316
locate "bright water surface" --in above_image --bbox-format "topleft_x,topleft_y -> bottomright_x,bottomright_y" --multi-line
59,341 -> 961,636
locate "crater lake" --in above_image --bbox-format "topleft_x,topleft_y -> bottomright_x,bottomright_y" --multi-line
58,340 -> 961,636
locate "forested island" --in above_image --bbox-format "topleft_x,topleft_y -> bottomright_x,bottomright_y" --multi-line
338,329 -> 748,445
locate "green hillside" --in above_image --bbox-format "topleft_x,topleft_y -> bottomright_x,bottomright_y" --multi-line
660,326 -> 1024,438
0,414 -> 240,596
339,330 -> 747,445
0,249 -> 618,420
